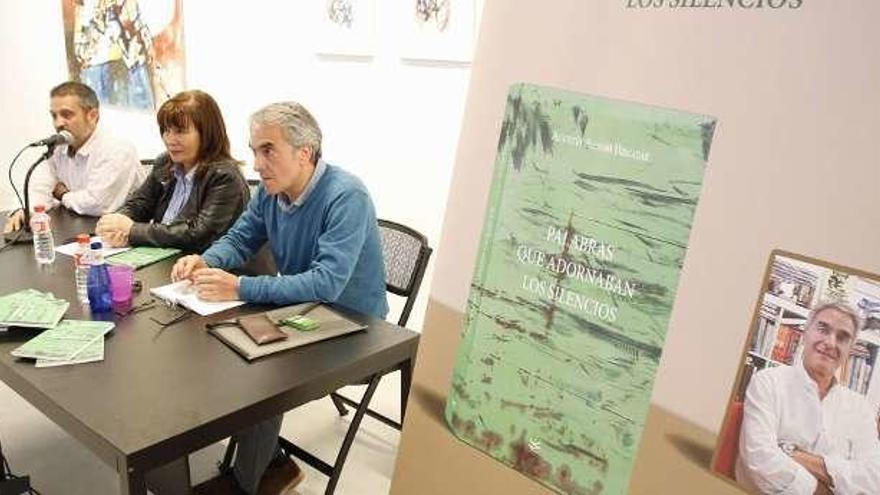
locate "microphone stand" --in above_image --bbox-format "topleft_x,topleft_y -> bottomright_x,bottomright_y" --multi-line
3,146 -> 56,245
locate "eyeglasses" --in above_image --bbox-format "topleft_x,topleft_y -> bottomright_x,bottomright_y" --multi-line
115,298 -> 155,317
150,298 -> 192,328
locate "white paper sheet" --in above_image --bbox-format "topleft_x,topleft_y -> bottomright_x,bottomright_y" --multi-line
55,236 -> 131,257
150,280 -> 245,316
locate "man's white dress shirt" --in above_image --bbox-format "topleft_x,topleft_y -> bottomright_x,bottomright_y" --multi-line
29,125 -> 145,216
736,363 -> 880,494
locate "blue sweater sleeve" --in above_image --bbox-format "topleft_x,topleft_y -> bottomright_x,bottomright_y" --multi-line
238,189 -> 371,305
202,193 -> 268,269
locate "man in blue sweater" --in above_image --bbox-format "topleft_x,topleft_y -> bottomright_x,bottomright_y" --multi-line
173,101 -> 388,494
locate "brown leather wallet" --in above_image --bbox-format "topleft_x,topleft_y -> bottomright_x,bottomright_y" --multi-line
237,314 -> 288,345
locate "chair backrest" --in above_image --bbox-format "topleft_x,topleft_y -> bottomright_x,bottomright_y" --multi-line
246,178 -> 261,196
141,152 -> 168,170
378,219 -> 432,327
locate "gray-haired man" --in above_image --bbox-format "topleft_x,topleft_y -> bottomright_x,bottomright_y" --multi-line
737,302 -> 880,494
182,102 -> 387,494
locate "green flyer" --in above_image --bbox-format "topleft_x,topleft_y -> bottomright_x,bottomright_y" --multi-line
0,289 -> 69,328
107,246 -> 181,269
11,320 -> 114,361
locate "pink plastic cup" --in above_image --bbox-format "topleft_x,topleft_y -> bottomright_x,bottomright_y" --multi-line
108,265 -> 135,313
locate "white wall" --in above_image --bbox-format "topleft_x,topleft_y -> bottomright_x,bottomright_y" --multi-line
1,0 -> 482,330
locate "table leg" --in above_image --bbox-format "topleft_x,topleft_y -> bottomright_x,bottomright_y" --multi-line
120,466 -> 147,495
121,456 -> 191,495
400,358 -> 414,424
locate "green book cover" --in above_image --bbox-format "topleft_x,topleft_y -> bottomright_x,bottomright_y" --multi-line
445,84 -> 716,494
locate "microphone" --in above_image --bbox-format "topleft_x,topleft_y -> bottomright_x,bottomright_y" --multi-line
3,136 -> 69,244
29,130 -> 73,148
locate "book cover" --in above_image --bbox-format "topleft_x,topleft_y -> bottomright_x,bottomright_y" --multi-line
445,83 -> 716,494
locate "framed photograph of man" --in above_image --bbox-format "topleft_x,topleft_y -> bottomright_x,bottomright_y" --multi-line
713,250 -> 880,494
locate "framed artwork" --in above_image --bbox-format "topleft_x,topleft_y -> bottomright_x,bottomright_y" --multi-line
401,0 -> 476,62
61,0 -> 187,110
315,0 -> 376,57
713,250 -> 880,494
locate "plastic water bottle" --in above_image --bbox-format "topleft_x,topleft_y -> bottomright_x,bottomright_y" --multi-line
74,233 -> 91,304
30,205 -> 55,264
87,241 -> 112,313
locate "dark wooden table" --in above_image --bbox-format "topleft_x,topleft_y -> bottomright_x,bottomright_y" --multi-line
0,209 -> 420,494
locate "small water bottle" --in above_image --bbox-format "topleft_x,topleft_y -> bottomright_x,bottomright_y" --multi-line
87,241 -> 112,313
74,233 -> 91,304
30,205 -> 55,264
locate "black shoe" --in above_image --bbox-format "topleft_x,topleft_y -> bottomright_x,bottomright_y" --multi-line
192,472 -> 247,495
257,456 -> 305,495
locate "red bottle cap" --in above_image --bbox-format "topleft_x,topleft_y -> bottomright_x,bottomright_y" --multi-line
77,233 -> 90,245
33,205 -> 46,213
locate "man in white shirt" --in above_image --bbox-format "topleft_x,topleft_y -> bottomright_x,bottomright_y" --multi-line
736,301 -> 880,494
3,81 -> 145,233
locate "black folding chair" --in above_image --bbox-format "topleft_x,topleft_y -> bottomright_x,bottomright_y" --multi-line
328,219 -> 432,427
220,219 -> 432,494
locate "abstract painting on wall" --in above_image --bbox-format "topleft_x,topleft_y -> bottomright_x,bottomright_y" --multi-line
401,0 -> 476,62
316,0 -> 376,57
61,0 -> 187,111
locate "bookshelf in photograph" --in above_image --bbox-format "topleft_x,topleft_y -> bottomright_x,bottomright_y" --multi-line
766,257 -> 819,310
748,294 -> 809,369
846,340 -> 877,395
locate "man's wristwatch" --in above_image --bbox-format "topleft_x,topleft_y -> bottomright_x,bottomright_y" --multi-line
779,441 -> 797,456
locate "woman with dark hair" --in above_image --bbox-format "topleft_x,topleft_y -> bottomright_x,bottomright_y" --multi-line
96,90 -> 249,253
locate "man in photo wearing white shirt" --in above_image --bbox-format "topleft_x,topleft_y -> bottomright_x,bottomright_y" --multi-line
4,81 -> 145,233
737,301 -> 880,494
